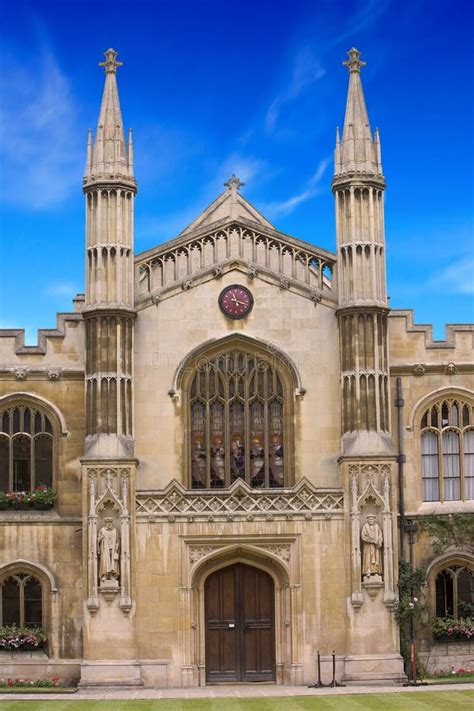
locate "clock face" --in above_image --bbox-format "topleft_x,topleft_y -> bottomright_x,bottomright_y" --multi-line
219,285 -> 254,319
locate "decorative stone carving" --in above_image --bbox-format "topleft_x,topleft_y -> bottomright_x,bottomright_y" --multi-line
98,518 -> 120,582
136,477 -> 344,522
14,367 -> 28,380
412,363 -> 426,377
47,368 -> 61,380
261,543 -> 291,563
151,291 -> 162,305
349,463 -> 396,609
182,278 -> 192,290
310,289 -> 322,304
280,277 -> 290,290
248,262 -> 258,278
86,465 -> 133,613
189,545 -> 221,565
213,264 -> 223,277
444,361 -> 458,375
187,540 -> 293,567
361,515 -> 383,579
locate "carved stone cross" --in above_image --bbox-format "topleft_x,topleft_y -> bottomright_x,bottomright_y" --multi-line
100,48 -> 123,74
343,47 -> 366,74
224,174 -> 245,191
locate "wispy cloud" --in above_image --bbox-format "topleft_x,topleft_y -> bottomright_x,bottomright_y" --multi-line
261,156 -> 331,218
0,46 -> 81,209
265,47 -> 325,133
428,258 -> 474,295
45,282 -> 78,297
137,152 -> 268,244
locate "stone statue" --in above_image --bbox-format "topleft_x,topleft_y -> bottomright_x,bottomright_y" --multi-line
361,514 -> 383,578
98,517 -> 120,583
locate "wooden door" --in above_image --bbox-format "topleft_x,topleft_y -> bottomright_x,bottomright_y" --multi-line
205,563 -> 275,683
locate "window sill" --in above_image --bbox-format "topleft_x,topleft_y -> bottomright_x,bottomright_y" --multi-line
408,500 -> 474,516
0,650 -> 48,659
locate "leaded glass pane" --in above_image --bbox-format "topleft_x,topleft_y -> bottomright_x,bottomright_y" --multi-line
2,578 -> 20,626
189,350 -> 286,488
24,578 -> 42,628
12,434 -> 31,491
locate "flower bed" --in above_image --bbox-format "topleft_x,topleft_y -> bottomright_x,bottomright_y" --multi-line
0,487 -> 56,510
0,676 -> 60,688
431,616 -> 474,640
0,625 -> 47,651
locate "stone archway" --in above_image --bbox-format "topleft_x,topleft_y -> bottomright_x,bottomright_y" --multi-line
205,562 -> 275,683
183,543 -> 301,687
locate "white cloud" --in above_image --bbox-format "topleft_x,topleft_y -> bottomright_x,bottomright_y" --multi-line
266,47 -> 325,133
0,47 -> 81,209
429,258 -> 474,295
261,156 -> 331,219
45,282 -> 78,297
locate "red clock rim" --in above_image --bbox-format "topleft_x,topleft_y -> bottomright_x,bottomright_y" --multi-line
218,284 -> 254,320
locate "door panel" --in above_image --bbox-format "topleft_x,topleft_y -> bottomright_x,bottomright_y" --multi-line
205,563 -> 275,683
205,564 -> 239,682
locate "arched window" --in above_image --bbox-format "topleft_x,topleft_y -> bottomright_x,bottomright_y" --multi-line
0,573 -> 43,627
0,404 -> 54,492
435,565 -> 474,619
421,398 -> 474,501
188,349 -> 291,489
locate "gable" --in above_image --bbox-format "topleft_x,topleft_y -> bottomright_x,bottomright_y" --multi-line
178,182 -> 274,236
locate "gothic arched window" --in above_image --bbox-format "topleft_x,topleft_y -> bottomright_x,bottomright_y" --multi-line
0,404 -> 54,493
421,398 -> 474,502
0,573 -> 43,628
435,565 -> 474,619
188,349 -> 290,489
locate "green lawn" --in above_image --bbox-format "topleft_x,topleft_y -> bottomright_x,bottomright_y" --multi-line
0,692 -> 472,711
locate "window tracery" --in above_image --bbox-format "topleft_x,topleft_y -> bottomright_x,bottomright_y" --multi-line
0,405 -> 54,492
0,573 -> 43,627
421,398 -> 473,502
189,350 -> 288,489
435,564 -> 474,619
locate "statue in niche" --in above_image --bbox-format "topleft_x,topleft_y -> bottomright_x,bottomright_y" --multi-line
361,514 -> 383,579
98,517 -> 120,583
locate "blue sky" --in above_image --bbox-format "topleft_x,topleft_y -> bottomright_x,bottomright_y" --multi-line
0,0 -> 473,342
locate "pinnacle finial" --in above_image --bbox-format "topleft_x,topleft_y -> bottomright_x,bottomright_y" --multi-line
99,48 -> 123,74
224,174 -> 244,191
343,47 -> 366,74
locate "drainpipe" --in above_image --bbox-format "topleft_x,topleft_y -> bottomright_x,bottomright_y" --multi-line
395,377 -> 406,560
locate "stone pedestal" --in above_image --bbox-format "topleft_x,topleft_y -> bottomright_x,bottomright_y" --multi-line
79,660 -> 143,687
343,653 -> 406,685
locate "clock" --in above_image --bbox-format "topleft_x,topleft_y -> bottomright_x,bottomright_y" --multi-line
218,285 -> 253,319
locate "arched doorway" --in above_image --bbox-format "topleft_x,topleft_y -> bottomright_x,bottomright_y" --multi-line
205,562 -> 276,683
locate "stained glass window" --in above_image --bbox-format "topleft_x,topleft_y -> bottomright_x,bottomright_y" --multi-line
190,350 -> 286,488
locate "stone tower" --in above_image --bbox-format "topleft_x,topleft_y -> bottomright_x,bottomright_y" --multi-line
83,48 -> 137,459
333,48 -> 390,457
81,49 -> 140,687
334,49 -> 404,684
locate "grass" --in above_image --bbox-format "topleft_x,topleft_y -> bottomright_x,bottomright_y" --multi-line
0,692 -> 472,710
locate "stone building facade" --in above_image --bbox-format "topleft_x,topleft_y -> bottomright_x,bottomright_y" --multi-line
0,48 -> 472,687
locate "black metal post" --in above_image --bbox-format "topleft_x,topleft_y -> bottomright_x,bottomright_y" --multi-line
308,650 -> 326,688
329,650 -> 345,687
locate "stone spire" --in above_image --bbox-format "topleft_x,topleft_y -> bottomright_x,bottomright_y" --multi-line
85,48 -> 134,181
334,48 -> 382,177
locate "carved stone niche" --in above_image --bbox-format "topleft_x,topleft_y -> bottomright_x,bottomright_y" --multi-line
349,463 -> 396,610
86,466 -> 133,614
